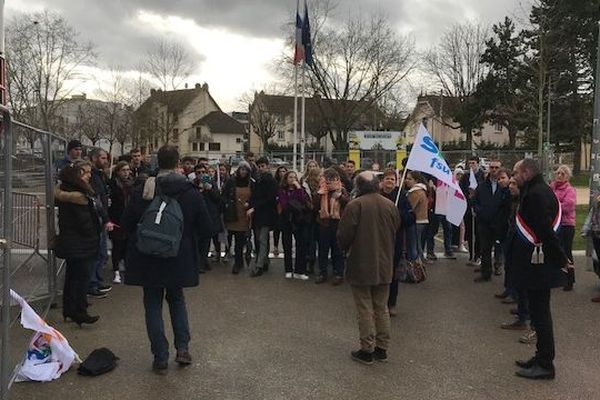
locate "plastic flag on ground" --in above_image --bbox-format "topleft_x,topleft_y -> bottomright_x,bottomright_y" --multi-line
10,290 -> 79,382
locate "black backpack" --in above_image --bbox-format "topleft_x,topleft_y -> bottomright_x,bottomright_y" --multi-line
136,178 -> 184,258
78,348 -> 119,376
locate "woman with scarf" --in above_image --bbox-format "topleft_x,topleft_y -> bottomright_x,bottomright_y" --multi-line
55,161 -> 102,326
316,167 -> 349,285
301,160 -> 321,274
108,161 -> 133,284
222,162 -> 254,274
550,165 -> 577,291
405,171 -> 428,264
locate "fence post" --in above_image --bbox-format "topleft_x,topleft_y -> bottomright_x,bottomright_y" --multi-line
1,109 -> 13,400
42,135 -> 56,302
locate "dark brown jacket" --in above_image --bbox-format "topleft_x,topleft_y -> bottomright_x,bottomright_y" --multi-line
337,193 -> 400,286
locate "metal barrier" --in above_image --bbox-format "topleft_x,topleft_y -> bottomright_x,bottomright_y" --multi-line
0,112 -> 67,399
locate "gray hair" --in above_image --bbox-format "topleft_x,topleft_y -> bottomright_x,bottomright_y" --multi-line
355,171 -> 380,196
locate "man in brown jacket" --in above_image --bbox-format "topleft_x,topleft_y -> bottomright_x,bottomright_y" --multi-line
338,171 -> 401,365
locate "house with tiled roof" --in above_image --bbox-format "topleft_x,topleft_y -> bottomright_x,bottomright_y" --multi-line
404,94 -> 510,148
189,111 -> 245,157
248,91 -> 384,153
135,83 -> 242,156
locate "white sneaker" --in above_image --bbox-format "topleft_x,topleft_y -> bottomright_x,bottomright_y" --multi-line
285,272 -> 293,279
113,271 -> 122,284
293,273 -> 309,280
457,245 -> 468,253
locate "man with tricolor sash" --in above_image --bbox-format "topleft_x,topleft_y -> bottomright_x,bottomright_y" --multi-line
510,159 -> 570,380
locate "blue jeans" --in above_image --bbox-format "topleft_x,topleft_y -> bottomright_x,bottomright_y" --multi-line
318,220 -> 344,277
89,230 -> 108,290
252,226 -> 270,272
143,287 -> 190,362
406,223 -> 426,262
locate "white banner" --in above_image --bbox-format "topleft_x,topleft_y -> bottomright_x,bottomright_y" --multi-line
406,124 -> 467,226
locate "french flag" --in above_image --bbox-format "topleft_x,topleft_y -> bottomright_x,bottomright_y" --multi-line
294,2 -> 304,65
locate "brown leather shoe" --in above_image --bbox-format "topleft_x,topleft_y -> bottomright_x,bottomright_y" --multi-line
592,295 -> 600,303
331,276 -> 344,286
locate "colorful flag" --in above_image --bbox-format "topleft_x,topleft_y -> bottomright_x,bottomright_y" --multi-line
11,290 -> 79,382
294,2 -> 304,65
406,124 -> 467,226
302,0 -> 313,66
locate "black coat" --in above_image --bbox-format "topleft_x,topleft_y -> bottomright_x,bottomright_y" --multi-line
249,172 -> 278,229
108,177 -> 132,240
91,168 -> 110,224
54,183 -> 102,260
472,178 -> 510,229
200,183 -> 224,235
509,174 -> 568,290
122,172 -> 211,288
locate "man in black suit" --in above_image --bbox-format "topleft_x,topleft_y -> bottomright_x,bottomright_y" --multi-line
510,159 -> 570,380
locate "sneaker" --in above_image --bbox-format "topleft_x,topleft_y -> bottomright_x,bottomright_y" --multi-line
87,289 -> 108,299
293,273 -> 309,280
249,269 -> 264,278
351,350 -> 373,365
373,347 -> 388,362
501,320 -> 527,330
98,285 -> 112,293
315,275 -> 327,284
457,245 -> 468,253
388,306 -> 398,317
519,329 -> 537,344
152,359 -> 168,375
175,350 -> 192,366
285,272 -> 293,279
443,252 -> 455,259
112,271 -> 122,284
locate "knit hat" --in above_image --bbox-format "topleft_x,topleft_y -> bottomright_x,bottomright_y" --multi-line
67,139 -> 82,152
237,161 -> 252,172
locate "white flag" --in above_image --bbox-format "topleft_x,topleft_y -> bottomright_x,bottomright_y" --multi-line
469,168 -> 478,190
10,290 -> 79,382
435,181 -> 449,216
406,124 -> 467,226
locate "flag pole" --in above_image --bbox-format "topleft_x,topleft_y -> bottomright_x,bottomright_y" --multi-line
300,62 -> 306,173
395,167 -> 408,206
293,64 -> 299,172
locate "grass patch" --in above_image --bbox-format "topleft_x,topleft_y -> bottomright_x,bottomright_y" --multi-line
571,172 -> 590,187
574,204 -> 590,251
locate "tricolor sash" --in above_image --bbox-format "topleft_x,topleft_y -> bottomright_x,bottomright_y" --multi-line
515,198 -> 562,246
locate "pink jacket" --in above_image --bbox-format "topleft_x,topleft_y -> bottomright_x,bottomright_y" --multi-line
550,181 -> 576,226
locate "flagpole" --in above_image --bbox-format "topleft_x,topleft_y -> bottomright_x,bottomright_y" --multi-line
293,64 -> 299,172
300,62 -> 306,173
395,167 -> 408,206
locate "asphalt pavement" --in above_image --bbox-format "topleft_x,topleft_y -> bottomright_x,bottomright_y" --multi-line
9,253 -> 600,400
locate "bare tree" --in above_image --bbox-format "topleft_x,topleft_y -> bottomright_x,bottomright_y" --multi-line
423,21 -> 489,145
307,12 -> 415,150
6,10 -> 96,136
143,38 -> 195,91
75,101 -> 106,147
94,67 -> 129,155
248,92 -> 279,152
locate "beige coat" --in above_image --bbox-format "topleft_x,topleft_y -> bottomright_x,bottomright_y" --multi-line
407,184 -> 428,223
337,193 -> 400,286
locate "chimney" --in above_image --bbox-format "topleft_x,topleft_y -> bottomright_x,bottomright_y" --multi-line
195,83 -> 201,89
150,88 -> 156,96
202,83 -> 209,91
184,83 -> 188,89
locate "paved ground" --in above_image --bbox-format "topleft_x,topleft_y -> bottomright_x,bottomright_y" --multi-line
9,253 -> 600,400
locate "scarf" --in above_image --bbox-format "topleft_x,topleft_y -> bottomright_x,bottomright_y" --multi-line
318,177 -> 343,220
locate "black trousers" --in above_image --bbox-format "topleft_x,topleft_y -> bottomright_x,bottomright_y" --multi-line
281,222 -> 307,274
198,236 -> 211,270
464,211 -> 480,261
478,222 -> 494,279
527,288 -> 555,369
231,231 -> 248,270
559,226 -> 575,286
63,257 -> 94,317
111,239 -> 127,271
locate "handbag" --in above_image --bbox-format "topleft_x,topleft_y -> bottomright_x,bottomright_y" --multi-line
399,260 -> 427,284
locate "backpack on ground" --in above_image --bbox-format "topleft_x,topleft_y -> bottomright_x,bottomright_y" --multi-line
136,179 -> 184,258
78,348 -> 119,376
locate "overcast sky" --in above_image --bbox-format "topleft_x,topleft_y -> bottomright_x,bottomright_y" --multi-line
6,0 -> 525,112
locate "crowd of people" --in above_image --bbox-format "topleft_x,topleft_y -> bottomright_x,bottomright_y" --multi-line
52,139 -> 599,378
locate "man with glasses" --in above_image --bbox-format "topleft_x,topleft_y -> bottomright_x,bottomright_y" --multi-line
472,159 -> 509,282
